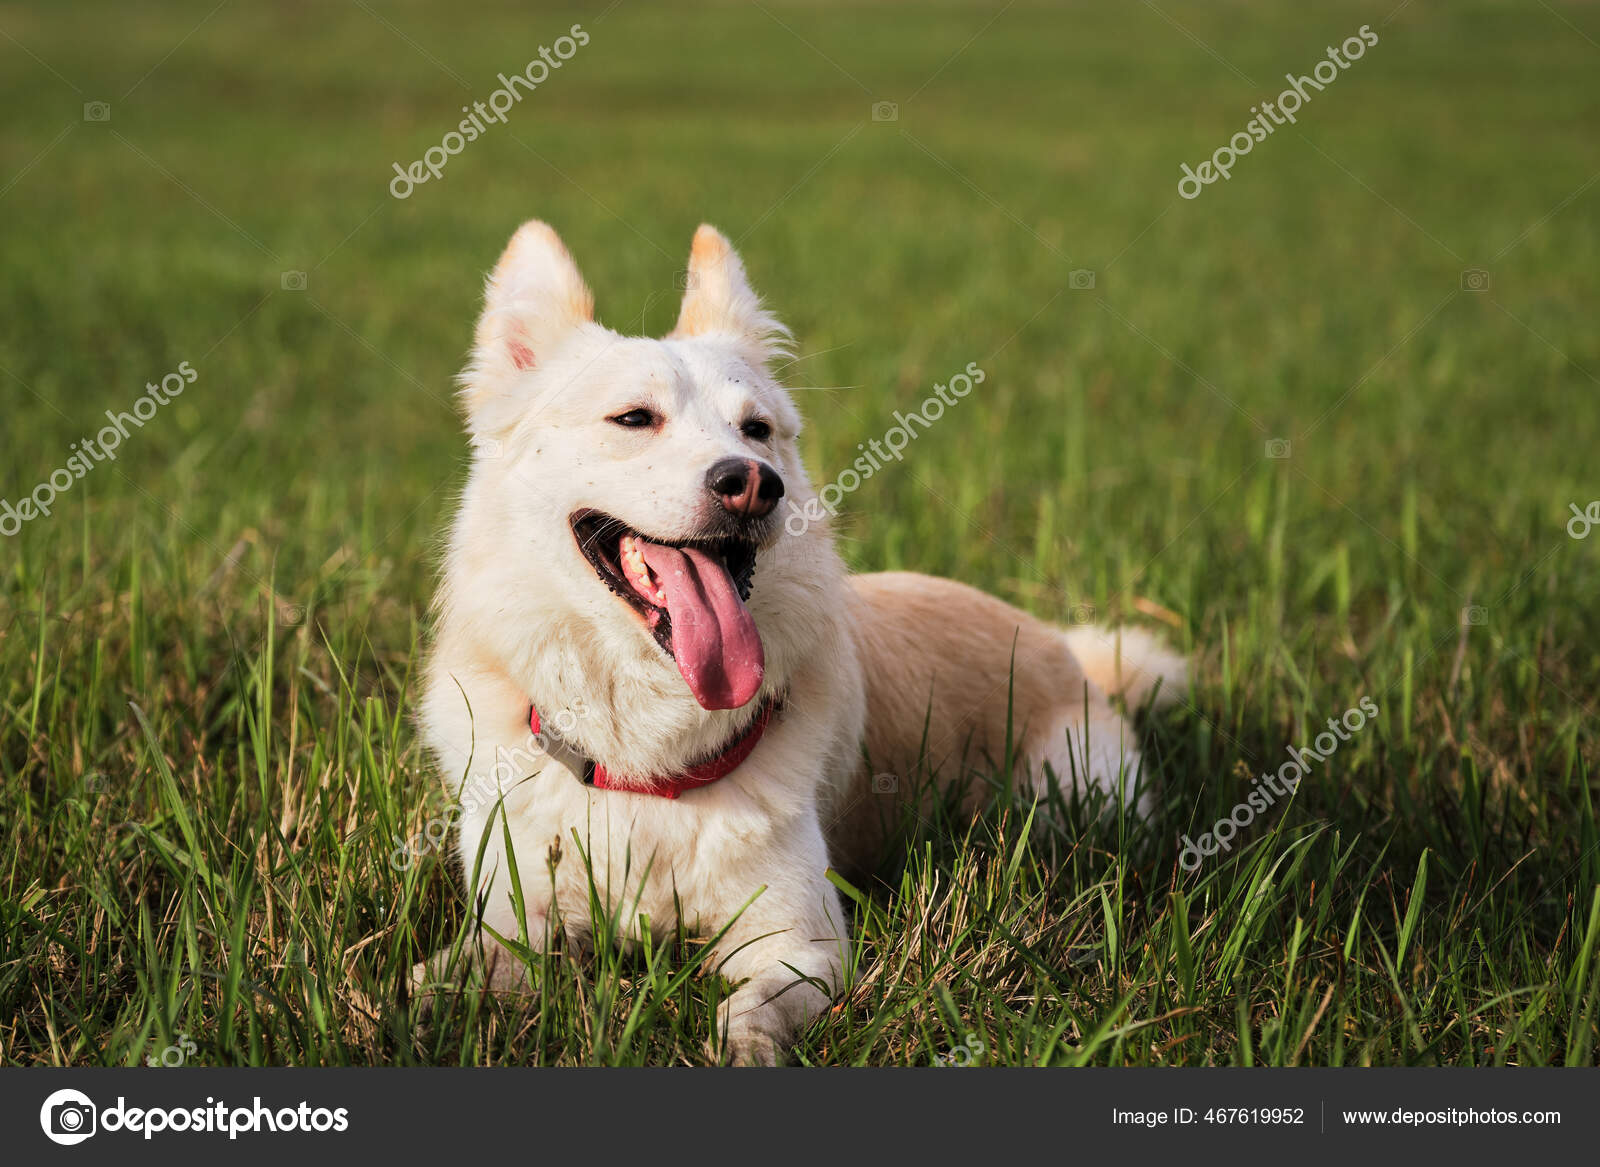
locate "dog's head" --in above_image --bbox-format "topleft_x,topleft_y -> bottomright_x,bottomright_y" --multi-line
453,221 -> 819,713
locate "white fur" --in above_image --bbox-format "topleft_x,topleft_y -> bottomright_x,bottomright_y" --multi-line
1062,625 -> 1187,713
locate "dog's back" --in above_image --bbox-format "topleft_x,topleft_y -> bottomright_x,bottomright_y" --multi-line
827,572 -> 1185,872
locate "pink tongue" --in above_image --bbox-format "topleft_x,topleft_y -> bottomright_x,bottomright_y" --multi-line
636,542 -> 764,710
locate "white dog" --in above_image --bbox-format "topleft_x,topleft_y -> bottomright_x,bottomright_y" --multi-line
415,220 -> 1185,1064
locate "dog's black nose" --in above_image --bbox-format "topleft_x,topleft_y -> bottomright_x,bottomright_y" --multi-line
706,457 -> 784,518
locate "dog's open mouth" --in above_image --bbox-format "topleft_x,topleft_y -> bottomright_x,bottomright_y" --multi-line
571,510 -> 763,711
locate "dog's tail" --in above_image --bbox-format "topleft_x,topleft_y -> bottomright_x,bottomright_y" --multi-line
1062,625 -> 1187,712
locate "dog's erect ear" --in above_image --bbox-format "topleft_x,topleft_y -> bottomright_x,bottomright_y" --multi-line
669,225 -> 791,359
460,220 -> 594,431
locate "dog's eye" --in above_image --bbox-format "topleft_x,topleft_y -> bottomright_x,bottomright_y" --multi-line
609,408 -> 656,429
740,418 -> 772,441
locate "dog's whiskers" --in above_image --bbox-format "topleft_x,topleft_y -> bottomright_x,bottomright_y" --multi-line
771,342 -> 854,373
579,517 -> 628,557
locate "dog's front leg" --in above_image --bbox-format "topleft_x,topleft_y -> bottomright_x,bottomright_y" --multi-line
409,794 -> 559,1005
412,662 -> 569,1006
707,857 -> 849,1066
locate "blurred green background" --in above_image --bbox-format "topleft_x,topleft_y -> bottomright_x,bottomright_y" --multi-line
2,1 -> 1595,613
3,1 -> 1599,1065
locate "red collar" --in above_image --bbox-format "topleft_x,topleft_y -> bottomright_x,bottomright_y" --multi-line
529,697 -> 778,799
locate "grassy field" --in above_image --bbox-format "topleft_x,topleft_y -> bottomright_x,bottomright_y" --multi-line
3,0 -> 1599,1066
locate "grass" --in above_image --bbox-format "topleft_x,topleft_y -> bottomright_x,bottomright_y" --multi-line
2,0 -> 1599,1066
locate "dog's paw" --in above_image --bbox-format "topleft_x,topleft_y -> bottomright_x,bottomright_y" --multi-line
709,1031 -> 786,1067
407,952 -> 462,1017
408,943 -> 536,1014
711,1011 -> 792,1066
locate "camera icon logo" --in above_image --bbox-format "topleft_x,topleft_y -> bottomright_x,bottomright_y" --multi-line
83,101 -> 111,122
1265,438 -> 1291,460
871,772 -> 898,794
472,436 -> 504,459
281,270 -> 308,292
674,270 -> 698,292
1462,604 -> 1487,626
1069,602 -> 1097,625
40,1088 -> 97,1145
1068,269 -> 1096,290
871,100 -> 899,122
1460,268 -> 1490,292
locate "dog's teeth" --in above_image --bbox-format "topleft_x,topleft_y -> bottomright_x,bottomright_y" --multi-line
617,534 -> 668,607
